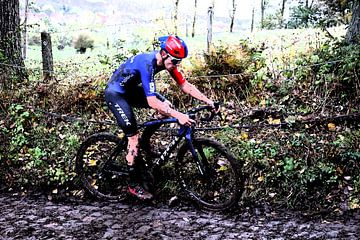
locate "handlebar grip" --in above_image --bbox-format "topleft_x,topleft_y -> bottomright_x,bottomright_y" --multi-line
187,102 -> 221,122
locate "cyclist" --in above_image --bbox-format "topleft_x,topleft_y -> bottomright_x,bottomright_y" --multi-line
104,35 -> 217,200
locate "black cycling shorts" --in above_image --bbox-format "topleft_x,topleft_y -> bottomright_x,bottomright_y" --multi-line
104,87 -> 149,137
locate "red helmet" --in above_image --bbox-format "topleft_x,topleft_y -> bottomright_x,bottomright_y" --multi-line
159,35 -> 188,59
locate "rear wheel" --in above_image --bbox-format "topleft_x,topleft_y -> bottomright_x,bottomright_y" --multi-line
176,138 -> 243,211
75,133 -> 128,200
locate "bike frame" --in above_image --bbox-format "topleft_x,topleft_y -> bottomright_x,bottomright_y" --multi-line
140,118 -> 196,167
111,105 -> 216,174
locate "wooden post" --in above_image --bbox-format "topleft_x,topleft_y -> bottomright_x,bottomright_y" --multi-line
41,31 -> 53,81
207,5 -> 214,53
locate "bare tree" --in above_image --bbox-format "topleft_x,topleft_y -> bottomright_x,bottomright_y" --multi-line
229,0 -> 237,32
174,0 -> 180,35
279,0 -> 287,28
192,0 -> 198,37
345,0 -> 360,44
260,0 -> 266,29
22,0 -> 29,59
0,0 -> 27,87
251,6 -> 255,32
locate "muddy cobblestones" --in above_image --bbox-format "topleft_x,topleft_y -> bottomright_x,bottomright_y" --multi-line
0,194 -> 359,239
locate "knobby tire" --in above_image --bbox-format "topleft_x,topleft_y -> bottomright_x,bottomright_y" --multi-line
75,133 -> 128,200
176,137 -> 243,211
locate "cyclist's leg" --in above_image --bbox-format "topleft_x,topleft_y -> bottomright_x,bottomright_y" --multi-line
126,133 -> 139,165
105,89 -> 137,136
105,89 -> 153,200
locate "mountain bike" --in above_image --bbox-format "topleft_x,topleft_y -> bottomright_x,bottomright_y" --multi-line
75,105 -> 244,211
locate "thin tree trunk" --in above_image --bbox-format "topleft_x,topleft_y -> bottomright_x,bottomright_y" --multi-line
0,0 -> 27,88
22,0 -> 29,59
174,0 -> 179,35
280,0 -> 286,28
345,0 -> 360,44
192,0 -> 197,37
251,7 -> 255,32
229,0 -> 237,32
261,0 -> 265,29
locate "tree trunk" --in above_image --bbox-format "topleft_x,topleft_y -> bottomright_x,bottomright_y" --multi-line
0,0 -> 27,88
345,0 -> 360,44
22,0 -> 29,59
192,0 -> 197,37
280,0 -> 287,28
229,0 -> 237,32
261,0 -> 265,29
174,0 -> 180,35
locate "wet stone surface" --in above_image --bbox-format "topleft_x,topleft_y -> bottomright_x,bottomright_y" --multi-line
0,193 -> 359,239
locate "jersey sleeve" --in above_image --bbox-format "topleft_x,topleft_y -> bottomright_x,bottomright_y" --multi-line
169,67 -> 186,85
139,62 -> 156,97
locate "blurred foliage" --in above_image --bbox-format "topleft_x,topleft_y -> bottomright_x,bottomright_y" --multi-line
286,0 -> 352,29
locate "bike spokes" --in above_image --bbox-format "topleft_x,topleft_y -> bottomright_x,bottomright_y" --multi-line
177,138 -> 242,211
75,133 -> 129,200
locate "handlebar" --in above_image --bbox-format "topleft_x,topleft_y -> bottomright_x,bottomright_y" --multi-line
187,102 -> 221,122
141,102 -> 220,129
154,92 -> 220,122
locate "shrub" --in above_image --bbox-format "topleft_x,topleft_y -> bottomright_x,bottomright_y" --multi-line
73,33 -> 94,54
162,40 -> 265,107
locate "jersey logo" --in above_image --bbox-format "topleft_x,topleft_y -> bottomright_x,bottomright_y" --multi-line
130,56 -> 136,63
149,82 -> 155,93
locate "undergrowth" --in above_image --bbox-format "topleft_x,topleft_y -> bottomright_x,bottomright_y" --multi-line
1,35 -> 359,210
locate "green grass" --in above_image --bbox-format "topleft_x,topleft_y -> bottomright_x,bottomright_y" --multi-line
25,26 -> 347,78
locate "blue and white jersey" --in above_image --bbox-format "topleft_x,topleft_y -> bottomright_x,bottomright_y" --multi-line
107,51 -> 186,97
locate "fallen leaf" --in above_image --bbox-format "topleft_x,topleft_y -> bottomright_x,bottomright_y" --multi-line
328,123 -> 336,131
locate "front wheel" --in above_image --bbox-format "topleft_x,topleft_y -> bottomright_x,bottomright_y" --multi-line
75,133 -> 129,200
176,138 -> 243,211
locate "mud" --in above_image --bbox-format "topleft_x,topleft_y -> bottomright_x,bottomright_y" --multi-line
0,193 -> 359,239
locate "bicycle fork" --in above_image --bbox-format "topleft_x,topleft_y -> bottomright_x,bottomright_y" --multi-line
185,128 -> 210,178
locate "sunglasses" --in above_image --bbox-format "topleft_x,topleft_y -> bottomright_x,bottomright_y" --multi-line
167,54 -> 182,65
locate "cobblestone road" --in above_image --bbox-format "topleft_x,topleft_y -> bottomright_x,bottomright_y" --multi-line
0,193 -> 359,239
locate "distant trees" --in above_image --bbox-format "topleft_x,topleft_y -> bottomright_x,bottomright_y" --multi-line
286,0 -> 355,29
0,0 -> 27,86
